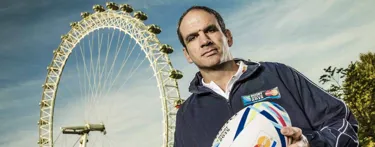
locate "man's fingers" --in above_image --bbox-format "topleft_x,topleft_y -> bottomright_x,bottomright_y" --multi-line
288,144 -> 302,147
282,127 -> 309,147
287,139 -> 309,147
281,127 -> 302,140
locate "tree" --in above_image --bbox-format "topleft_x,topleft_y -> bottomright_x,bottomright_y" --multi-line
319,66 -> 347,98
319,52 -> 375,146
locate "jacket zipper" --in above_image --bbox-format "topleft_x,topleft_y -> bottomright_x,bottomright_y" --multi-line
227,80 -> 243,115
208,91 -> 233,113
202,77 -> 244,115
216,85 -> 240,115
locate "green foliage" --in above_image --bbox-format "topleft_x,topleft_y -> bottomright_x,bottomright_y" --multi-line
319,66 -> 347,98
319,52 -> 375,146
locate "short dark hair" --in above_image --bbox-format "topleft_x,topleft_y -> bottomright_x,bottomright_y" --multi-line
177,6 -> 227,48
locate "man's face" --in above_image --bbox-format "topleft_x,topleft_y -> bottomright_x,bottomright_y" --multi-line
179,9 -> 233,69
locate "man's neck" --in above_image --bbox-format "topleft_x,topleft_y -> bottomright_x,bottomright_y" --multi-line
200,60 -> 239,91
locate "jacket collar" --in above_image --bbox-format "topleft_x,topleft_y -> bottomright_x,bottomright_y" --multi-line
188,58 -> 261,94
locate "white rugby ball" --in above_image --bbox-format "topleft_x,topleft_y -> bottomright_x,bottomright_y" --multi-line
212,102 -> 292,147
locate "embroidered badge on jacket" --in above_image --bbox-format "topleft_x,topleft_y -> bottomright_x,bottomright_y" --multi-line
241,87 -> 281,106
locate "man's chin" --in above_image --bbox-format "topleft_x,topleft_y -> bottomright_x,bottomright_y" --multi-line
196,60 -> 227,70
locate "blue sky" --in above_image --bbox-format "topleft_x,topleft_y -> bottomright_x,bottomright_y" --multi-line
0,0 -> 374,146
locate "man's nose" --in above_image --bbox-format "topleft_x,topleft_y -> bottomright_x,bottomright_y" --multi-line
198,32 -> 212,48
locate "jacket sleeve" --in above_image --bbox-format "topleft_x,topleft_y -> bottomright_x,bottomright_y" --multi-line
173,99 -> 202,147
274,63 -> 359,147
174,106 -> 193,147
174,108 -> 183,147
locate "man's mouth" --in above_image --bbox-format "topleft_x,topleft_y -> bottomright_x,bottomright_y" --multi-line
202,48 -> 217,57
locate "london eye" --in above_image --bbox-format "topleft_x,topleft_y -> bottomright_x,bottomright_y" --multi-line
38,2 -> 184,147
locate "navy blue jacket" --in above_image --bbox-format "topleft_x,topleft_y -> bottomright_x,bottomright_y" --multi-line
174,59 -> 358,147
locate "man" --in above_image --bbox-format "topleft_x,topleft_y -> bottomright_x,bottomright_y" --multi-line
173,5 -> 359,147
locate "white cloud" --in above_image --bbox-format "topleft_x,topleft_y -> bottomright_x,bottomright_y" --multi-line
0,129 -> 36,146
223,0 -> 375,87
0,79 -> 42,110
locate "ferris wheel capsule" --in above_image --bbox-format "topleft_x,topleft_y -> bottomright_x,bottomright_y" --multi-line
160,44 -> 174,54
47,65 -> 59,72
106,2 -> 119,10
134,11 -> 147,21
174,99 -> 185,108
39,101 -> 49,107
120,4 -> 133,13
80,12 -> 90,19
38,119 -> 48,126
60,34 -> 68,40
169,69 -> 183,79
93,4 -> 105,12
38,138 -> 48,145
69,22 -> 78,28
148,24 -> 162,34
53,48 -> 65,56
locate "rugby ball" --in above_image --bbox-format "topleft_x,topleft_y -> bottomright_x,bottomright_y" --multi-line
211,101 -> 292,147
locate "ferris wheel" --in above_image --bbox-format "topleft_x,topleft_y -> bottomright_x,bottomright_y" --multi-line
38,2 -> 184,147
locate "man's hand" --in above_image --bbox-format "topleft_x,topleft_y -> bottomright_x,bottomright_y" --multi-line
281,126 -> 309,147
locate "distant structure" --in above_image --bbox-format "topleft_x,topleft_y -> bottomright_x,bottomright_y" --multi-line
38,2 -> 184,147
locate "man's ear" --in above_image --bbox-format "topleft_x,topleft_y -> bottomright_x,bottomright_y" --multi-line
225,29 -> 233,47
183,48 -> 193,64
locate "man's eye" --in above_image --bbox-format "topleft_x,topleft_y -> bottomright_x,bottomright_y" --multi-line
187,36 -> 196,42
207,27 -> 218,32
